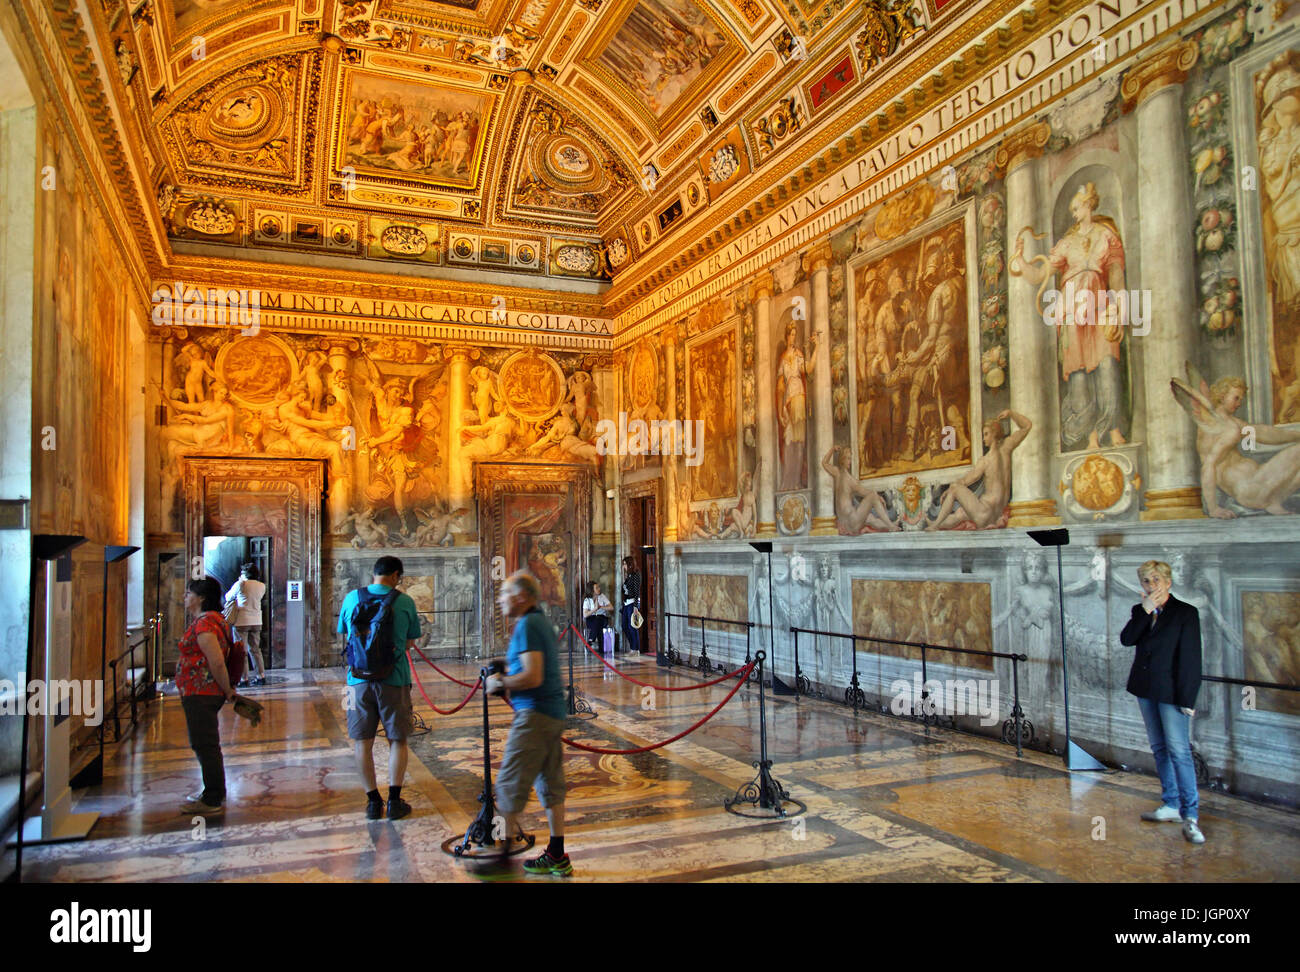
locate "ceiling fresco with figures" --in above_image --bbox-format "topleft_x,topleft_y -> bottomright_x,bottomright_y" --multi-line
92,0 -> 1013,291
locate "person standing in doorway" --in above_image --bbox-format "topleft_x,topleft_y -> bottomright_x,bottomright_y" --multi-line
225,563 -> 267,686
621,556 -> 642,655
338,556 -> 421,821
486,572 -> 571,875
1120,559 -> 1205,844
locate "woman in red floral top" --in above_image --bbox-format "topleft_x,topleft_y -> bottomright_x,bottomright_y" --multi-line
177,577 -> 237,816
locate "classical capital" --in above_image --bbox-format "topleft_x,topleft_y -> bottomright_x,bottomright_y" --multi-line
802,242 -> 833,276
443,345 -> 482,364
1121,41 -> 1198,112
749,270 -> 775,303
994,121 -> 1051,175
659,323 -> 680,347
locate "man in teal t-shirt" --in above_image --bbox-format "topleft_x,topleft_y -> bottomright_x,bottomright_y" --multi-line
484,571 -> 571,875
338,556 -> 421,821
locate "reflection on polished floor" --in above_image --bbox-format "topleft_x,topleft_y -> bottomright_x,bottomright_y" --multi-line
21,655 -> 1300,882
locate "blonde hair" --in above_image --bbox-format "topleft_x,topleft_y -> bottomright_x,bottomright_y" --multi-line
1073,181 -> 1100,212
1210,376 -> 1247,408
983,418 -> 1005,441
1137,560 -> 1172,583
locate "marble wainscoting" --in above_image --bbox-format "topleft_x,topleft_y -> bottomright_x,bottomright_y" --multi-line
18,652 -> 1300,882
664,520 -> 1300,804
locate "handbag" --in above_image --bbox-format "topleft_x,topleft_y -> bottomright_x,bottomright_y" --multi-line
630,608 -> 644,629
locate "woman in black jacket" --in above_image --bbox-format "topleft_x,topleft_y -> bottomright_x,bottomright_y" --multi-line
1120,560 -> 1204,844
621,557 -> 641,655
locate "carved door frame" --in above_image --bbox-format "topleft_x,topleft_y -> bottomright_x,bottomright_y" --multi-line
475,462 -> 592,655
181,457 -> 325,667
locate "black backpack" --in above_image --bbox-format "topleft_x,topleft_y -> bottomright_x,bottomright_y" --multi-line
344,588 -> 401,681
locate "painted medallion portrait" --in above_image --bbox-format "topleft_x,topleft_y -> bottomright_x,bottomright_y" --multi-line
338,71 -> 493,189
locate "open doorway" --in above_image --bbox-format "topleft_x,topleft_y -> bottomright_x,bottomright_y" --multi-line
202,536 -> 275,670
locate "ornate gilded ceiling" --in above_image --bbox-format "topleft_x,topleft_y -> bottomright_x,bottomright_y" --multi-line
85,0 -> 1006,295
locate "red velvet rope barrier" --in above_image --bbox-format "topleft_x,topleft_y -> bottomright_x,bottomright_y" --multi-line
405,634 -> 756,756
411,645 -> 479,688
407,651 -> 481,716
566,624 -> 752,692
558,659 -> 757,755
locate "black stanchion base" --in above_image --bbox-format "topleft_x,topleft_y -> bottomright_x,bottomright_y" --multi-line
443,803 -> 536,859
770,674 -> 795,697
724,759 -> 806,819
566,686 -> 598,720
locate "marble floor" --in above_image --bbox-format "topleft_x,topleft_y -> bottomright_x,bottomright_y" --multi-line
15,653 -> 1300,882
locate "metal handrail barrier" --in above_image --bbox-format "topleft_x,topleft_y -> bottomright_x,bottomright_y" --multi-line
105,628 -> 152,742
415,607 -> 473,661
663,611 -> 755,678
789,624 -> 1031,757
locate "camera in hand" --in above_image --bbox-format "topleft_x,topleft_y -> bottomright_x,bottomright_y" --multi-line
486,659 -> 506,696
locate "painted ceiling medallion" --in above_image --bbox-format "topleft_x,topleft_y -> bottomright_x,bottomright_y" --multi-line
208,88 -> 274,139
551,141 -> 592,175
380,224 -> 429,255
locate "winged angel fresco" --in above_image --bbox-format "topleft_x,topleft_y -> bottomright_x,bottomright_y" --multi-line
1171,362 -> 1300,517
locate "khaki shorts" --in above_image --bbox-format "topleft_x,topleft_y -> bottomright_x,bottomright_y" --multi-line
495,709 -> 567,813
346,681 -> 412,741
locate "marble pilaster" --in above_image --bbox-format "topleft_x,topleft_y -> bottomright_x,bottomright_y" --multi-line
750,272 -> 776,537
804,243 -> 835,533
1122,42 -> 1204,520
998,122 -> 1059,525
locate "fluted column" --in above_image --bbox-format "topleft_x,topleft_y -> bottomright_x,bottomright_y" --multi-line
750,271 -> 777,536
1122,41 -> 1204,519
445,345 -> 479,506
804,242 -> 835,533
999,122 -> 1059,525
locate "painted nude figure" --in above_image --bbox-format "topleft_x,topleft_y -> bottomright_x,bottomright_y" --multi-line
926,409 -> 1031,530
822,447 -> 897,533
1171,364 -> 1300,516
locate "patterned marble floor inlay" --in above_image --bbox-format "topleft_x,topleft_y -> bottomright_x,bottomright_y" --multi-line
18,657 -> 1300,882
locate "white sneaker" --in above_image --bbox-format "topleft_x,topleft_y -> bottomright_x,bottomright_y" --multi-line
1182,819 -> 1206,844
1141,804 -> 1181,822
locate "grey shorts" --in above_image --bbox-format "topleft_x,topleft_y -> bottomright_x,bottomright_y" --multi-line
495,709 -> 567,813
346,681 -> 412,741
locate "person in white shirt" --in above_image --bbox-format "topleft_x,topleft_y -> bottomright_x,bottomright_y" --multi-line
225,563 -> 268,686
582,581 -> 612,650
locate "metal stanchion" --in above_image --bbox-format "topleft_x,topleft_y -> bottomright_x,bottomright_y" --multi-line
724,652 -> 805,819
442,668 -> 534,859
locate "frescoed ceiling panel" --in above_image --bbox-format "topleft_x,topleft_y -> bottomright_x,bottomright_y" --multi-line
88,0 -> 1023,290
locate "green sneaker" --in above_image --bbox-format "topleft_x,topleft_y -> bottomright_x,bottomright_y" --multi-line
523,850 -> 573,876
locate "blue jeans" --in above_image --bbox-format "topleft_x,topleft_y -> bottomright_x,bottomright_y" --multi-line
1136,697 -> 1198,820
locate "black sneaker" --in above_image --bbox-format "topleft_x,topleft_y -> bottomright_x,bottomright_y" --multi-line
387,797 -> 412,821
365,799 -> 384,820
522,850 -> 573,875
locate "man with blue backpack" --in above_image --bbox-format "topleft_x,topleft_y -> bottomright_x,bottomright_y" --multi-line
338,556 -> 422,821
